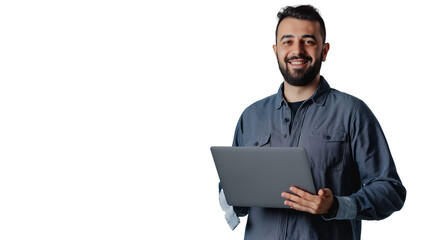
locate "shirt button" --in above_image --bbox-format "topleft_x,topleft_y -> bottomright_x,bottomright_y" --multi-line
325,135 -> 331,140
283,133 -> 287,138
254,141 -> 259,146
284,118 -> 290,123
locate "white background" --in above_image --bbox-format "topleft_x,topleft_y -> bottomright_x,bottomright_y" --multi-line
0,0 -> 427,239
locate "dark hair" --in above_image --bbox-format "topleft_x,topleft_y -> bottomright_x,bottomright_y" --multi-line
275,5 -> 326,43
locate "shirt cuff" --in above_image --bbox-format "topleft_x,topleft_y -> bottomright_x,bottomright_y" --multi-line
219,189 -> 240,230
323,196 -> 357,220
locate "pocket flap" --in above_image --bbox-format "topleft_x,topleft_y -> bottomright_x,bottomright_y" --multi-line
245,134 -> 271,147
310,129 -> 346,142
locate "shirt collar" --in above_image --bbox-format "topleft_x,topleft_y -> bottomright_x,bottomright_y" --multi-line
275,76 -> 331,110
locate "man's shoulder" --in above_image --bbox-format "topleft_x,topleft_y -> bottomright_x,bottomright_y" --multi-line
326,88 -> 376,118
242,93 -> 278,115
327,88 -> 364,106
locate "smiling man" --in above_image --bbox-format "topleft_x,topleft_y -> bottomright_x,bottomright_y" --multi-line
218,5 -> 406,240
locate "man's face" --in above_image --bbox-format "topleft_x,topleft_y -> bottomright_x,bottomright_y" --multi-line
273,17 -> 329,86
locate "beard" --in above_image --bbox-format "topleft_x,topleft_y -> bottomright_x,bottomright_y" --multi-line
277,53 -> 323,86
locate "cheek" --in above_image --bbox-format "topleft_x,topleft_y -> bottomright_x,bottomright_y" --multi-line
276,50 -> 287,61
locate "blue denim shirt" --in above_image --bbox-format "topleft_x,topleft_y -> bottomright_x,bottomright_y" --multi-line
219,77 -> 406,240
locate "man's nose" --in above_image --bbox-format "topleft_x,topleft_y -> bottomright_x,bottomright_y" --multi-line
290,42 -> 305,55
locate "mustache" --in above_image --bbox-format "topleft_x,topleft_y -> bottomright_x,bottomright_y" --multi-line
285,55 -> 312,62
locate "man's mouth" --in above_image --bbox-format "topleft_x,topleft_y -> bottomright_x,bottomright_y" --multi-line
286,55 -> 312,68
288,59 -> 310,68
289,60 -> 308,65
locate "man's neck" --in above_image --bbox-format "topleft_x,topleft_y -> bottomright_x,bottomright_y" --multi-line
283,75 -> 321,102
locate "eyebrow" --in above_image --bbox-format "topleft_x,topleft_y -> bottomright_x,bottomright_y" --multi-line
279,34 -> 317,41
302,35 -> 317,40
280,34 -> 294,41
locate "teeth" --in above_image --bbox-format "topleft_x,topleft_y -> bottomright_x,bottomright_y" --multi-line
290,61 -> 305,65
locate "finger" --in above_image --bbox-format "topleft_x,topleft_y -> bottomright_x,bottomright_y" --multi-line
282,191 -> 316,210
290,187 -> 316,201
290,187 -> 326,210
284,200 -> 316,214
318,188 -> 332,197
281,192 -> 303,204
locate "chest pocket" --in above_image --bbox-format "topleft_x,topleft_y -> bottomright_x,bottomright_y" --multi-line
308,129 -> 347,170
244,134 -> 271,147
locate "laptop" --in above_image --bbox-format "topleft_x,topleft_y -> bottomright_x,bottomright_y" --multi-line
211,146 -> 316,209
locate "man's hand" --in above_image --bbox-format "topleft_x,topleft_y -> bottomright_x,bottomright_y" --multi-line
281,187 -> 334,215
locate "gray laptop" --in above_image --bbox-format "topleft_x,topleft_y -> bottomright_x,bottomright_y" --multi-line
211,147 -> 316,209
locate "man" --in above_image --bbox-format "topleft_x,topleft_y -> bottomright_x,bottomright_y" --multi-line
219,5 -> 406,240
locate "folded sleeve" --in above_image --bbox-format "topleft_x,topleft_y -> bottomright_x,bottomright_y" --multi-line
231,115 -> 250,217
219,188 -> 240,230
217,115 -> 250,230
323,196 -> 357,220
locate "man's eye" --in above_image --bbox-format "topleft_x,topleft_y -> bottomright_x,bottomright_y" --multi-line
283,40 -> 292,45
304,40 -> 315,45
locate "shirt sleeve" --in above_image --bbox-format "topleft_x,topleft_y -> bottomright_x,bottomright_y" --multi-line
219,188 -> 240,230
231,114 -> 250,216
323,196 -> 357,220
217,115 -> 250,229
348,100 -> 406,220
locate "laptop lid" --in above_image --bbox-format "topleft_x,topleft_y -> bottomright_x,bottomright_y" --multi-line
211,146 -> 316,209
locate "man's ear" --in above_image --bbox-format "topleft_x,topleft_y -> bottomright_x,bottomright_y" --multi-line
273,44 -> 277,55
322,43 -> 330,61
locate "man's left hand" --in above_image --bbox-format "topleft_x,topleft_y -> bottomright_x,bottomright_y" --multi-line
281,187 -> 334,215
